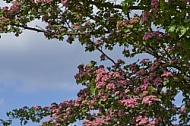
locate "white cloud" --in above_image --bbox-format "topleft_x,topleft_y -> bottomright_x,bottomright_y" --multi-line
0,29 -> 99,93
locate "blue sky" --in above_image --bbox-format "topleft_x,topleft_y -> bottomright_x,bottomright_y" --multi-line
0,1 -> 153,125
0,22 -> 148,126
0,31 -> 144,125
0,2 -> 133,125
0,26 -> 141,125
0,1 -> 184,125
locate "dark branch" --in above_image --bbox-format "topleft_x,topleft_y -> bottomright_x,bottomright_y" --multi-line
96,47 -> 116,64
90,1 -> 141,10
12,24 -> 111,35
13,24 -> 45,33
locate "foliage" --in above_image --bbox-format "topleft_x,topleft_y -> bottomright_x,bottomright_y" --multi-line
0,0 -> 190,125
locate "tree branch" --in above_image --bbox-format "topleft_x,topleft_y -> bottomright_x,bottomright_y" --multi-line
96,47 -> 116,64
13,24 -> 45,33
12,24 -> 111,35
90,1 -> 141,10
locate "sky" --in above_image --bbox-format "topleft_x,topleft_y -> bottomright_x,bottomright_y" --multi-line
0,23 -> 147,126
0,1 -> 146,125
0,0 -> 183,125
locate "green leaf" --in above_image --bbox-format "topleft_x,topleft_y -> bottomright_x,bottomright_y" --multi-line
163,79 -> 169,86
168,25 -> 176,32
143,41 -> 147,45
88,61 -> 96,67
98,101 -> 105,108
90,87 -> 97,95
180,26 -> 189,35
148,86 -> 154,93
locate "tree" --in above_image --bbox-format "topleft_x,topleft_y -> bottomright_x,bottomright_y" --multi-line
0,0 -> 190,125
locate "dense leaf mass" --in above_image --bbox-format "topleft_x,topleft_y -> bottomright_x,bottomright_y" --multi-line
0,0 -> 190,125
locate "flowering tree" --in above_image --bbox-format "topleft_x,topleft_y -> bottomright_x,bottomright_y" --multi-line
0,0 -> 190,125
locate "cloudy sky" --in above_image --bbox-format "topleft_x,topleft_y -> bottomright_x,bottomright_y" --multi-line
0,27 -> 144,125
0,1 -> 137,125
0,1 -> 157,126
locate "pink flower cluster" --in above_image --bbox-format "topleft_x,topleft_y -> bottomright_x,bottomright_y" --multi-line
142,95 -> 160,105
119,97 -> 139,108
19,56 -> 181,125
141,0 -> 160,23
9,1 -> 20,15
143,31 -> 163,40
134,115 -> 159,125
35,0 -> 54,4
83,118 -> 108,125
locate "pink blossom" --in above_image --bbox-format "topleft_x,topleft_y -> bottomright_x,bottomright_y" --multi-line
74,102 -> 80,107
96,82 -> 105,89
89,100 -> 95,109
9,1 -> 20,15
142,97 -> 152,105
83,118 -> 107,125
142,95 -> 160,105
149,118 -> 159,125
129,17 -> 138,23
106,83 -> 115,90
181,0 -> 190,2
149,65 -> 156,72
94,40 -> 100,46
143,32 -> 153,40
125,89 -> 130,94
125,48 -> 130,52
136,69 -> 146,76
180,106 -> 186,114
43,106 -> 49,110
44,0 -> 53,3
140,91 -> 148,97
117,80 -> 127,87
151,0 -> 159,8
119,98 -> 138,108
114,91 -> 120,96
95,118 -> 105,124
100,96 -> 107,102
82,100 -> 87,104
143,31 -> 163,40
136,115 -> 148,125
35,0 -> 43,3
85,21 -> 91,26
75,5 -> 81,10
139,116 -> 148,125
129,63 -> 138,72
141,11 -> 150,23
156,32 -> 163,39
66,107 -> 72,115
112,71 -> 121,78
33,105 -> 40,110
47,118 -> 52,122
118,110 -> 124,116
101,75 -> 109,82
22,106 -> 28,109
140,58 -> 149,64
140,83 -> 150,91
153,77 -> 162,86
72,24 -> 81,30
96,68 -> 106,75
161,71 -> 173,77
95,67 -> 106,82
61,0 -> 68,6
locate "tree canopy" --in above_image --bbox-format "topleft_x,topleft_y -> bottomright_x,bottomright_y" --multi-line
0,0 -> 190,125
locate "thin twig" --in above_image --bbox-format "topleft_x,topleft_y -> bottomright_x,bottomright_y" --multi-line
96,47 -> 116,64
